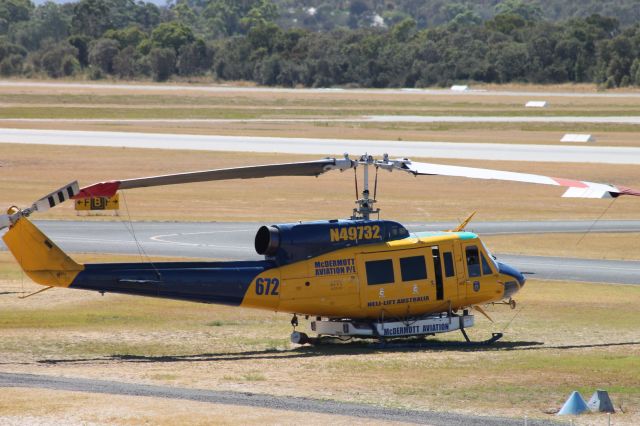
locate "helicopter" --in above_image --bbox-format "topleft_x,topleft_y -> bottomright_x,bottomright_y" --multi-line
2,153 -> 639,345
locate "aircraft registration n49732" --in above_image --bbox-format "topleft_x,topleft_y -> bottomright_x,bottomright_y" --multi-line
2,154 -> 637,344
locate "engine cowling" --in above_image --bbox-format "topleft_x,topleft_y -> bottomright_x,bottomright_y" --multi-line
254,219 -> 409,266
254,225 -> 280,256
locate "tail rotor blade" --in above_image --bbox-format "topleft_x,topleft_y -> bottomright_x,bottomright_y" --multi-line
0,214 -> 11,230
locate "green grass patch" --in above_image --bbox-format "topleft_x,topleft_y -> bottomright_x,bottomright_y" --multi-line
5,91 -> 640,120
0,107 -> 264,120
241,371 -> 267,381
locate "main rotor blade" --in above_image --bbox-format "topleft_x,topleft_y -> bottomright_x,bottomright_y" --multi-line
0,181 -> 80,230
395,160 -> 640,199
33,181 -> 80,212
75,158 -> 354,198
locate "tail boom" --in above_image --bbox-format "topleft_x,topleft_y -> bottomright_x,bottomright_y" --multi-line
2,217 -> 277,306
71,261 -> 274,305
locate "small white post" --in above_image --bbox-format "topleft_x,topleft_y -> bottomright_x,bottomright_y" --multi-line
524,415 -> 527,426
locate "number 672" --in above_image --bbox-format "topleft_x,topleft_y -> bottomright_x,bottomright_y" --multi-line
255,277 -> 280,295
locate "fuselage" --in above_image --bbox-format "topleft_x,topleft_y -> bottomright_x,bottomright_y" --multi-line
4,217 -> 525,320
241,230 -> 525,318
68,226 -> 525,320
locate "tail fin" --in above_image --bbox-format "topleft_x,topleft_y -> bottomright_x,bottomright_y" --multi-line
2,217 -> 83,287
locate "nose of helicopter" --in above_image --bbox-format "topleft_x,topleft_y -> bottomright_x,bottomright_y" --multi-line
497,261 -> 526,299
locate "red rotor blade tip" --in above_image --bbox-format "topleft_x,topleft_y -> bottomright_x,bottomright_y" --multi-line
73,181 -> 121,199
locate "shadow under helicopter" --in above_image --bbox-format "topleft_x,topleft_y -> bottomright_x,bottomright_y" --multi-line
36,339 -> 640,365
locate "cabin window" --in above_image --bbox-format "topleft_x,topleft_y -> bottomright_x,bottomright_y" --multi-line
365,259 -> 395,285
443,252 -> 455,277
481,253 -> 494,275
465,246 -> 481,277
400,255 -> 427,282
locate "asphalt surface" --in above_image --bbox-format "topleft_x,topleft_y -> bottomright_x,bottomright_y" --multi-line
2,220 -> 639,284
2,115 -> 640,124
0,372 -> 560,425
1,79 -> 639,98
2,128 -> 640,164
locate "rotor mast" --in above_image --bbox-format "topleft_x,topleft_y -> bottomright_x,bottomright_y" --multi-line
351,154 -> 380,220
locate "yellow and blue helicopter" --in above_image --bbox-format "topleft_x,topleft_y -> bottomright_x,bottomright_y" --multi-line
2,154 -> 639,344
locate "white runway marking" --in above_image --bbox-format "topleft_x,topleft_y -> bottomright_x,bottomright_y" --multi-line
2,128 -> 640,164
150,230 -> 253,250
514,260 -> 640,272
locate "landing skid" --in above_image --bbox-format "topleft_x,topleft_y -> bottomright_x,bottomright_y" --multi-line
290,313 -> 503,346
291,331 -> 504,347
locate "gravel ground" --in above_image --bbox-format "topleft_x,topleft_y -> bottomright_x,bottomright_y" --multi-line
0,372 -> 562,426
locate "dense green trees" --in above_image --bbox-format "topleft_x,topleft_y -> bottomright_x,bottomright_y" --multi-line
149,47 -> 175,81
0,0 -> 639,87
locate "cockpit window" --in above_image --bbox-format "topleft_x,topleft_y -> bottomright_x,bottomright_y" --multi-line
465,246 -> 481,277
481,253 -> 493,275
443,252 -> 455,277
481,241 -> 499,269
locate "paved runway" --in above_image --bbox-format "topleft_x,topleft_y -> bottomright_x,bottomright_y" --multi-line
2,128 -> 640,164
2,220 -> 638,284
2,80 -> 640,98
2,115 -> 640,124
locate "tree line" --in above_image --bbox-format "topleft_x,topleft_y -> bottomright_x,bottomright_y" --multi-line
1,0 -> 640,88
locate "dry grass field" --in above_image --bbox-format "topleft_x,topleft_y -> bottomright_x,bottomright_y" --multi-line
482,233 -> 640,261
1,81 -> 639,424
0,252 -> 638,425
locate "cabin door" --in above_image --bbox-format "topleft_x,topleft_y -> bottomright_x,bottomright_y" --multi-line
430,246 -> 459,307
357,249 -> 433,314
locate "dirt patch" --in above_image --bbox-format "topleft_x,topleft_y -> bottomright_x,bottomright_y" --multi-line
0,387 -> 398,425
